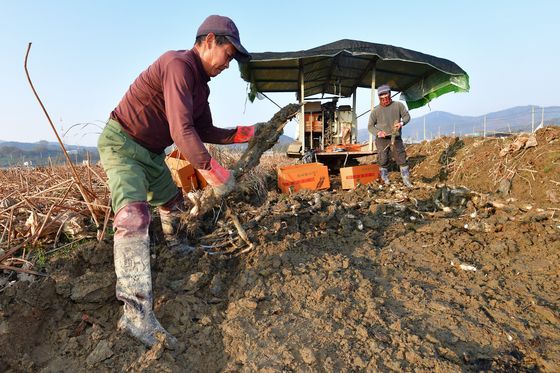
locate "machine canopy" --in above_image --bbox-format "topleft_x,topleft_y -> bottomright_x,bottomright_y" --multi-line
239,39 -> 469,109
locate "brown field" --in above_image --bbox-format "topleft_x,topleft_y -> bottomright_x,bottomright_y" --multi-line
1,127 -> 559,372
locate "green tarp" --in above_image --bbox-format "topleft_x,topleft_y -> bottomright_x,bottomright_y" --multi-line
239,39 -> 469,109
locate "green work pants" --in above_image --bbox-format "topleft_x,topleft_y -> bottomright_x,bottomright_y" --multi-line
98,119 -> 178,213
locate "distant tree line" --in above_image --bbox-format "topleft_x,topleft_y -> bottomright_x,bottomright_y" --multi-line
0,143 -> 100,168
1,139 -> 289,168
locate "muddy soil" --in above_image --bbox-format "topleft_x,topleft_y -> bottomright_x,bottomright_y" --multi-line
1,129 -> 559,372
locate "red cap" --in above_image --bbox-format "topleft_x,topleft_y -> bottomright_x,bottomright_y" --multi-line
196,15 -> 251,62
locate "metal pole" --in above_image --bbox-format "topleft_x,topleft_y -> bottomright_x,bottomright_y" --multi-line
531,105 -> 535,132
541,106 -> 544,127
352,90 -> 357,144
483,116 -> 486,137
299,64 -> 305,153
369,66 -> 376,151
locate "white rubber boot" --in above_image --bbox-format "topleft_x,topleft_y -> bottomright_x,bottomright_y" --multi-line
400,165 -> 413,188
114,235 -> 178,349
380,167 -> 390,185
114,203 -> 178,349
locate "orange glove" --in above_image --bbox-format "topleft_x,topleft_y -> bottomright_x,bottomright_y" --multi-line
197,158 -> 235,197
233,125 -> 255,143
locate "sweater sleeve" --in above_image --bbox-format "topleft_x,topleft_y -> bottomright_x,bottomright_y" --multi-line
162,58 -> 212,170
367,109 -> 378,134
400,103 -> 411,125
195,104 -> 237,144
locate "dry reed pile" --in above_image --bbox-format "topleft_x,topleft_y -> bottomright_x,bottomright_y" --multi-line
0,163 -> 111,276
0,150 -> 295,276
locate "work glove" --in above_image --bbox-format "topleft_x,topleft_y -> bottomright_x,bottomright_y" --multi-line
233,125 -> 255,143
197,158 -> 235,197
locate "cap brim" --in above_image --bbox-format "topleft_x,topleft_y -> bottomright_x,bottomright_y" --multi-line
225,35 -> 251,62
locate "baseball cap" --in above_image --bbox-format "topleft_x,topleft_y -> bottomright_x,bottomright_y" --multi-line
377,84 -> 391,96
196,15 -> 251,62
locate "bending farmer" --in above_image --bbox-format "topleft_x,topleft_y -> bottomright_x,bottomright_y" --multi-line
97,15 -> 253,348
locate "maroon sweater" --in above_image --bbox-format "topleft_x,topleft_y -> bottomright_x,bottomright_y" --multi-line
111,49 -> 236,170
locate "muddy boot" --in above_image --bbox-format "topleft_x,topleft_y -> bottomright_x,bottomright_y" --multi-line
400,165 -> 413,188
114,202 -> 178,349
159,192 -> 194,254
380,167 -> 390,185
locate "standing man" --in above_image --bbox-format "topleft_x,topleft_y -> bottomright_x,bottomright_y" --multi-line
368,84 -> 413,187
98,15 -> 254,348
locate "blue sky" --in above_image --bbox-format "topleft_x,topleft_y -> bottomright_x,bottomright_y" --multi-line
2,0 -> 559,146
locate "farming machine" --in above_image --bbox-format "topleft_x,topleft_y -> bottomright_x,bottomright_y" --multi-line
239,39 -> 469,168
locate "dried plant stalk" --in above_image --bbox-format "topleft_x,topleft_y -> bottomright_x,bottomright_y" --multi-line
24,42 -> 100,228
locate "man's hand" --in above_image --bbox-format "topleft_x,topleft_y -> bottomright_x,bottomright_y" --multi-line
393,121 -> 404,131
197,158 -> 236,197
377,130 -> 387,138
233,125 -> 255,143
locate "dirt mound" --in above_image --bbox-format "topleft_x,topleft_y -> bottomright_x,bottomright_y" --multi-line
1,128 -> 559,372
406,126 -> 560,209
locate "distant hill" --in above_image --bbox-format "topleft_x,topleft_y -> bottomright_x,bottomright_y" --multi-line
0,135 -> 296,168
218,134 -> 294,150
0,140 -> 96,152
358,105 -> 560,141
277,134 -> 295,145
0,140 -> 99,168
